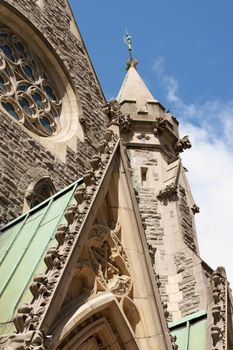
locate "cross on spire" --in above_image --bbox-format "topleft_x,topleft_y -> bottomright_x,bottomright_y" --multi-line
124,30 -> 138,70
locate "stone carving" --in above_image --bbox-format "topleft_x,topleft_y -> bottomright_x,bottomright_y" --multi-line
191,204 -> 200,214
87,224 -> 132,296
147,242 -> 156,268
210,267 -> 227,350
157,183 -> 178,204
136,133 -> 150,141
0,330 -> 46,350
12,129 -> 118,336
103,100 -> 132,132
153,117 -> 167,135
162,302 -> 169,320
155,273 -> 161,289
29,274 -> 50,300
14,303 -> 34,333
170,335 -> 178,350
174,136 -> 192,154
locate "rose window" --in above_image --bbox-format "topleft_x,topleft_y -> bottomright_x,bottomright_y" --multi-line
0,27 -> 62,137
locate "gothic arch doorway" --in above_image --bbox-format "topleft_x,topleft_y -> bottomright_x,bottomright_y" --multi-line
52,293 -> 139,350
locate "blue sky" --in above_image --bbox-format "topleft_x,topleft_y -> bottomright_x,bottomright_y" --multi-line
69,1 -> 233,284
70,0 -> 233,107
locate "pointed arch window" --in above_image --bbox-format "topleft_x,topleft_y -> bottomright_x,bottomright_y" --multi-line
24,177 -> 56,210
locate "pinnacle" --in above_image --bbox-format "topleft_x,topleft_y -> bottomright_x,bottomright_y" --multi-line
117,64 -> 158,112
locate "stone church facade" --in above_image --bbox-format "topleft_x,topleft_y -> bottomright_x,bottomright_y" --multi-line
0,1 -> 232,349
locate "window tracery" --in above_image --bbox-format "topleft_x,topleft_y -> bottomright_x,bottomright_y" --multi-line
0,26 -> 62,137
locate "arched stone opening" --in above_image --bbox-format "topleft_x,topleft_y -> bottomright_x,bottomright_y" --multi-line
24,176 -> 55,210
52,293 -> 140,350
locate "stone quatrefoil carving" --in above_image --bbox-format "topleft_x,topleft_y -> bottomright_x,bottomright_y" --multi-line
0,25 -> 61,137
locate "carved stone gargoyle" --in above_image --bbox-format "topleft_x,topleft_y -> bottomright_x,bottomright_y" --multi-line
103,100 -> 132,132
174,135 -> 192,154
191,204 -> 200,214
157,183 -> 178,204
153,117 -> 167,135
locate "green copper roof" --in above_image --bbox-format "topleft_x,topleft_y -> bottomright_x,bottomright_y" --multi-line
169,310 -> 207,350
0,178 -> 83,335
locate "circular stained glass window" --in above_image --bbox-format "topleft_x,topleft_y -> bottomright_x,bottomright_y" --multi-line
0,25 -> 62,137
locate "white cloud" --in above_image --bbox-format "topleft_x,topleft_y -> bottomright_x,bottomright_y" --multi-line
152,56 -> 165,76
153,57 -> 233,286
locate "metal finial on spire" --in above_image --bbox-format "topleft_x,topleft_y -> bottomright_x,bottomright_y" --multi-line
124,30 -> 133,60
124,30 -> 138,70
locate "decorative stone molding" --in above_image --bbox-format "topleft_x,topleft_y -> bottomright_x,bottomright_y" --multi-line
209,267 -> 227,350
174,136 -> 191,154
103,100 -> 132,132
12,129 -> 118,336
153,117 -> 167,135
157,183 -> 178,204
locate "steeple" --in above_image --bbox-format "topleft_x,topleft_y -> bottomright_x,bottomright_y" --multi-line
119,31 -> 162,116
115,55 -> 209,326
117,63 -> 158,112
116,60 -> 167,120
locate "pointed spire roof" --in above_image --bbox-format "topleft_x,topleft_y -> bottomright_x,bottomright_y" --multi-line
117,62 -> 158,112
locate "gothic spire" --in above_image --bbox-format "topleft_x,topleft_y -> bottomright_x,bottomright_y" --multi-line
117,64 -> 158,113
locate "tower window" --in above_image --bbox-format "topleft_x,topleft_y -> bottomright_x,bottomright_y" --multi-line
141,167 -> 148,187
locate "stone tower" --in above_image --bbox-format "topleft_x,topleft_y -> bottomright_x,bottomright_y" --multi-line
116,60 -> 210,322
0,1 -> 233,349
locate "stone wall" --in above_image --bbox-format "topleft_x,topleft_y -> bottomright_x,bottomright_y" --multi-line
179,185 -> 197,252
129,148 -> 164,250
174,251 -> 200,317
0,0 -> 108,224
0,112 -> 95,224
126,146 -> 208,321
